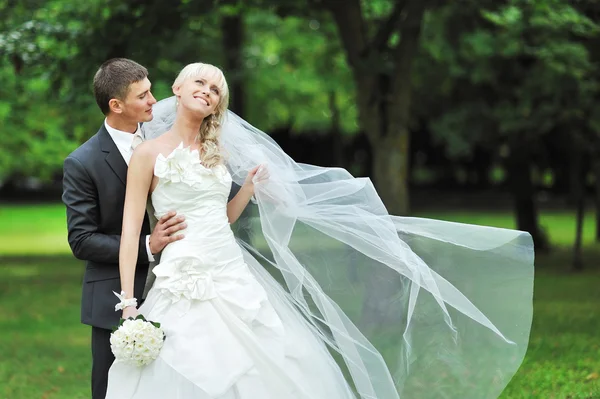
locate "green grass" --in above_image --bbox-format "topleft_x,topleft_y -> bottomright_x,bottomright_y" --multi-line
0,256 -> 90,399
3,204 -> 599,255
419,210 -> 600,247
1,204 -> 70,255
500,267 -> 600,399
1,203 -> 599,398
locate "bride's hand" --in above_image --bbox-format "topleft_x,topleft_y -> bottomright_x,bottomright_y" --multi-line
122,306 -> 139,320
243,165 -> 269,192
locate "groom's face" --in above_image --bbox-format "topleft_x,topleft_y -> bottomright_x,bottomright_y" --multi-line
119,77 -> 156,123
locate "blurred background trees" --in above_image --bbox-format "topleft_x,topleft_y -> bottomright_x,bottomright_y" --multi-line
3,4 -> 600,397
2,0 -> 600,263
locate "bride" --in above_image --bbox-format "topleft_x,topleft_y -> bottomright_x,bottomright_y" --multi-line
105,62 -> 535,399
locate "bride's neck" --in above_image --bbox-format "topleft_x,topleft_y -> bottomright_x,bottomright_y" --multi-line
171,113 -> 204,147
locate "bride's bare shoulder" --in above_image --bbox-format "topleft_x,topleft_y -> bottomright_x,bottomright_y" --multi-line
130,138 -> 164,167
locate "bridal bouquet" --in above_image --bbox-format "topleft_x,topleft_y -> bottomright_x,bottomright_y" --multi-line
110,315 -> 165,367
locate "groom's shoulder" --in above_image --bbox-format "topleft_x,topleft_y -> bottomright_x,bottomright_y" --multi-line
66,126 -> 104,163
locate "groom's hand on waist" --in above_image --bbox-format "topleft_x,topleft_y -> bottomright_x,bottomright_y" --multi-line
149,211 -> 186,254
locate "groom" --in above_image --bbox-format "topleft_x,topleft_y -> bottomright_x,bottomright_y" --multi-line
62,58 -> 186,399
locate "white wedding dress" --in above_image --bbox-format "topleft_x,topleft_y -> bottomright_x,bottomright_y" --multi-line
105,100 -> 534,399
105,145 -> 356,399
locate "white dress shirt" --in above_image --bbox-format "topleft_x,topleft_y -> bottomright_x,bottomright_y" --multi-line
105,120 -> 155,262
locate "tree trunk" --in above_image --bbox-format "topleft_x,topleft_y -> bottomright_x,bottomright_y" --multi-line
325,0 -> 426,216
328,91 -> 345,168
507,140 -> 549,251
568,143 -> 581,206
222,13 -> 245,116
324,0 -> 426,326
372,130 -> 410,215
222,13 -> 253,244
573,191 -> 585,271
593,158 -> 600,242
572,147 -> 585,271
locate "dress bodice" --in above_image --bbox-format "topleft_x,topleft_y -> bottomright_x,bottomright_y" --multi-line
151,144 -> 233,233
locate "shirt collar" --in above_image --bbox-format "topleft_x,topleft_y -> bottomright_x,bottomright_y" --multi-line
104,119 -> 140,151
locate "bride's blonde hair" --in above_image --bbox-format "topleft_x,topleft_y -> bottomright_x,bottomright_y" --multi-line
173,63 -> 230,168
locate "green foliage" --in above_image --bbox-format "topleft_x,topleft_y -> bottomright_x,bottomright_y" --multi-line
0,0 -> 106,180
2,0 -> 600,190
414,0 -> 600,158
0,0 -> 361,182
244,11 -> 357,132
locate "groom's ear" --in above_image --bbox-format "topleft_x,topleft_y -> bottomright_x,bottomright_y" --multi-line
108,98 -> 124,114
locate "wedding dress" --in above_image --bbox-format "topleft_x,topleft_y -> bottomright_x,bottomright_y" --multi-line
106,97 -> 535,399
105,144 -> 356,398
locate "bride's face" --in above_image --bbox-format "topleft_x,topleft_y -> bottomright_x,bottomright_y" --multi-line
175,75 -> 221,118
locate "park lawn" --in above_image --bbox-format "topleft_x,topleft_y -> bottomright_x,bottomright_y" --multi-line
0,256 -> 90,399
0,254 -> 598,399
419,210 -> 600,248
1,204 -> 70,255
3,203 -> 600,254
1,203 -> 599,398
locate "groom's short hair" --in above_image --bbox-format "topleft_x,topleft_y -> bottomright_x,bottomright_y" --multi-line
93,58 -> 148,115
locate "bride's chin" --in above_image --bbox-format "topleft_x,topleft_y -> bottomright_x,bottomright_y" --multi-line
180,104 -> 210,122
180,102 -> 201,113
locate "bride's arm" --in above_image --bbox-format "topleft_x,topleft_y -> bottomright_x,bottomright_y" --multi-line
119,143 -> 155,307
227,165 -> 267,224
227,184 -> 254,224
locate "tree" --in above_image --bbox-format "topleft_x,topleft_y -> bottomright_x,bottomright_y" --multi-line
0,0 -> 97,182
317,0 -> 429,215
257,0 -> 436,212
412,0 -> 600,251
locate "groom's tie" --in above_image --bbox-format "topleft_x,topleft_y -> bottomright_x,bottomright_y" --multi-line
131,132 -> 144,152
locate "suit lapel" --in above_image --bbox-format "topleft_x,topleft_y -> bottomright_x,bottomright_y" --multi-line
98,124 -> 128,186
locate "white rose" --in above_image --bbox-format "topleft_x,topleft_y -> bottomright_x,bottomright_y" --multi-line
133,319 -> 144,329
119,321 -> 135,335
153,327 -> 164,337
109,334 -> 120,346
136,342 -> 147,352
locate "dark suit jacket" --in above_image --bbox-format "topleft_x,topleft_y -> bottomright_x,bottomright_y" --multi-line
62,124 -> 151,330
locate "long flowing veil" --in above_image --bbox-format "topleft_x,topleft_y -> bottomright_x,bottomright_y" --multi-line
143,96 -> 534,399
